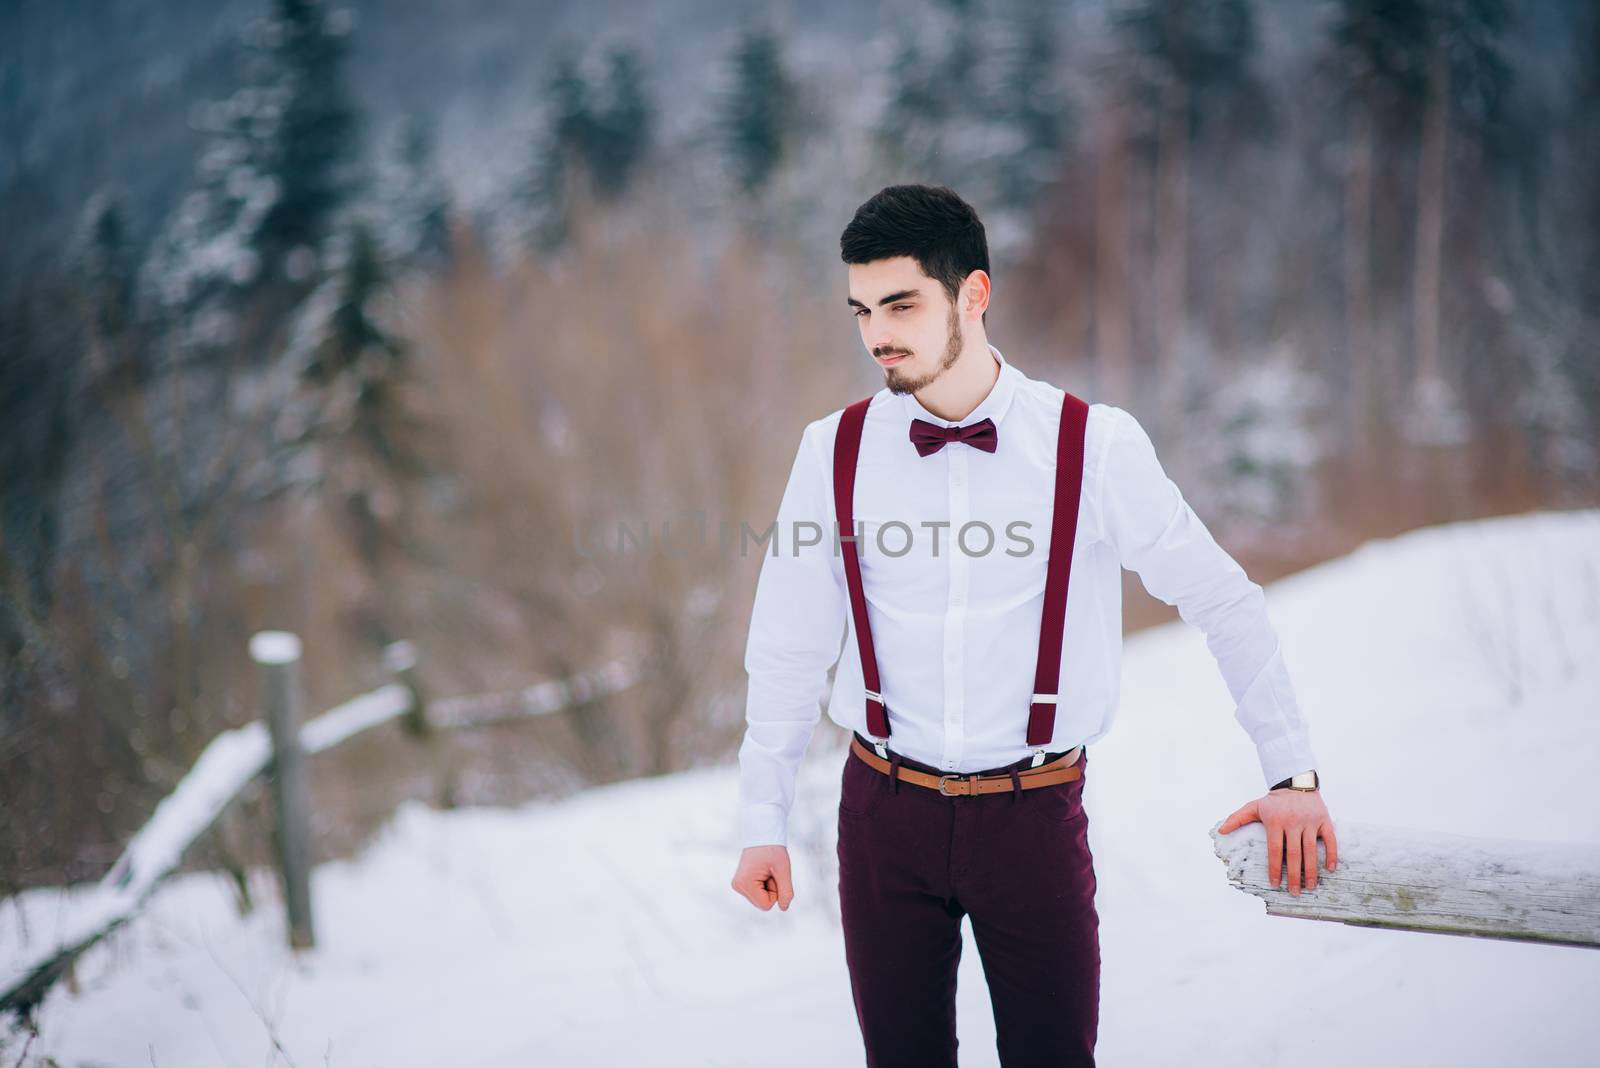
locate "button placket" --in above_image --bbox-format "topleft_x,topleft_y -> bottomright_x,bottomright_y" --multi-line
941,444 -> 970,770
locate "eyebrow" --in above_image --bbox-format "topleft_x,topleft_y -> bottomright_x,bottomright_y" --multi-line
846,288 -> 922,310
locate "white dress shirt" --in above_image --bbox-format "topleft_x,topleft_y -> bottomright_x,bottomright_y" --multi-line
736,343 -> 1317,848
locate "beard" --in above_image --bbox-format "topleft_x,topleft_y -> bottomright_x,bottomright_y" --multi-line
883,302 -> 963,396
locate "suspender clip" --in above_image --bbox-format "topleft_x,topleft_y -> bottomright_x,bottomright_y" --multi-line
1029,694 -> 1057,765
863,690 -> 889,757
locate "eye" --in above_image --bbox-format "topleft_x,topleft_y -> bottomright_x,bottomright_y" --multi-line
853,308 -> 869,317
893,304 -> 913,312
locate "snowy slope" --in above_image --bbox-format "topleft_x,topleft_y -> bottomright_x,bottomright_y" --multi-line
6,508 -> 1599,1066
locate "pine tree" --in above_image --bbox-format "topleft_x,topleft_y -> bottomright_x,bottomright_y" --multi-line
73,190 -> 135,343
371,114 -> 453,272
876,0 -> 977,175
141,0 -> 362,348
1406,0 -> 1512,445
875,0 -> 1068,222
589,45 -> 653,199
546,52 -> 597,172
524,42 -> 655,248
1329,0 -> 1430,464
140,78 -> 283,341
268,215 -> 426,644
71,188 -> 142,392
990,0 -> 1071,208
293,220 -> 412,459
252,0 -> 362,274
1114,0 -> 1265,142
282,217 -> 424,568
719,25 -> 793,196
1113,0 -> 1265,417
523,52 -> 593,250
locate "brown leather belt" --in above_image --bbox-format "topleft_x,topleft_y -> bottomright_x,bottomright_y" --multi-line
849,736 -> 1082,796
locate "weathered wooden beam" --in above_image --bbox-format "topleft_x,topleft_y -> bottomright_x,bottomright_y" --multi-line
1211,820 -> 1600,949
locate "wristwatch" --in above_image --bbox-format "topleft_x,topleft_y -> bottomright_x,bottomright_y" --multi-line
1270,769 -> 1319,792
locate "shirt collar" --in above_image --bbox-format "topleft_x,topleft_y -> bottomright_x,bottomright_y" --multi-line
898,343 -> 1019,428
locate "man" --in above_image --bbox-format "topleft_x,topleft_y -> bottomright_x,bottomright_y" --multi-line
728,184 -> 1336,1067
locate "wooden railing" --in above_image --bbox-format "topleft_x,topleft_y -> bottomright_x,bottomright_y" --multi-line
1211,820 -> 1600,949
0,632 -> 641,1019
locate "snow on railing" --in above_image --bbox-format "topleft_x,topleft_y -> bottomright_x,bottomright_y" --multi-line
1211,820 -> 1600,949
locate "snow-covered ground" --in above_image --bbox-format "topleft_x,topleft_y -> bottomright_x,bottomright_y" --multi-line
6,508 -> 1600,1066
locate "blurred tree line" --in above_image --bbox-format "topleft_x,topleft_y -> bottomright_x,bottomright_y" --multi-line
1,0 -> 1596,894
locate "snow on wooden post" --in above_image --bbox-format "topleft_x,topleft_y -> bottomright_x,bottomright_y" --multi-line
1211,820 -> 1600,949
250,630 -> 316,951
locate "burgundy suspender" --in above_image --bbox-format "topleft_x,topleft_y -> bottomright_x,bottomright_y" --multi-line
833,397 -> 890,738
831,391 -> 1090,752
1028,392 -> 1090,747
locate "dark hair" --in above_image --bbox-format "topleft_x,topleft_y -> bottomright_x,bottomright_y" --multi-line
839,184 -> 990,326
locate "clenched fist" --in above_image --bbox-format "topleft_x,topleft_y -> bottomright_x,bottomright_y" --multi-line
731,845 -> 795,911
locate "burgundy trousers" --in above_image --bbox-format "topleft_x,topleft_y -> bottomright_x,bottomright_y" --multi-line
836,732 -> 1100,1067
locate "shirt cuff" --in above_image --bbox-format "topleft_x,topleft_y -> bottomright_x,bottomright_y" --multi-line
738,802 -> 790,849
1254,731 -> 1318,792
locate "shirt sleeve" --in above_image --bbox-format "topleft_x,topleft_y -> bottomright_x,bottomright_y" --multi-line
1100,406 -> 1318,789
736,419 -> 849,847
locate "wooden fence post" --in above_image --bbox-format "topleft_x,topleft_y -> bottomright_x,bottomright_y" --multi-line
384,640 -> 430,737
250,630 -> 316,950
385,640 -> 456,808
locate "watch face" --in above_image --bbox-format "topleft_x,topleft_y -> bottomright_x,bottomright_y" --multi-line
1291,771 -> 1318,790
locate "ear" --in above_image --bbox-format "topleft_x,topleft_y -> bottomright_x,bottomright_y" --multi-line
963,270 -> 991,319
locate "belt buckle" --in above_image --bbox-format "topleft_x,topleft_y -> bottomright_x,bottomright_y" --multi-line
937,773 -> 967,797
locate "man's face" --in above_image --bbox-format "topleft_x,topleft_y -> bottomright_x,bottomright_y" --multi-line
847,256 -> 966,396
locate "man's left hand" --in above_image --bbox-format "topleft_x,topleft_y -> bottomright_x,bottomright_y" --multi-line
1218,790 -> 1338,895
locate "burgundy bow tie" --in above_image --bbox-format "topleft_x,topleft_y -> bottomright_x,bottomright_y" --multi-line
909,417 -> 999,457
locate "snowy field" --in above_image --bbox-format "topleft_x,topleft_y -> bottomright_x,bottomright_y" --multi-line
5,508 -> 1599,1066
